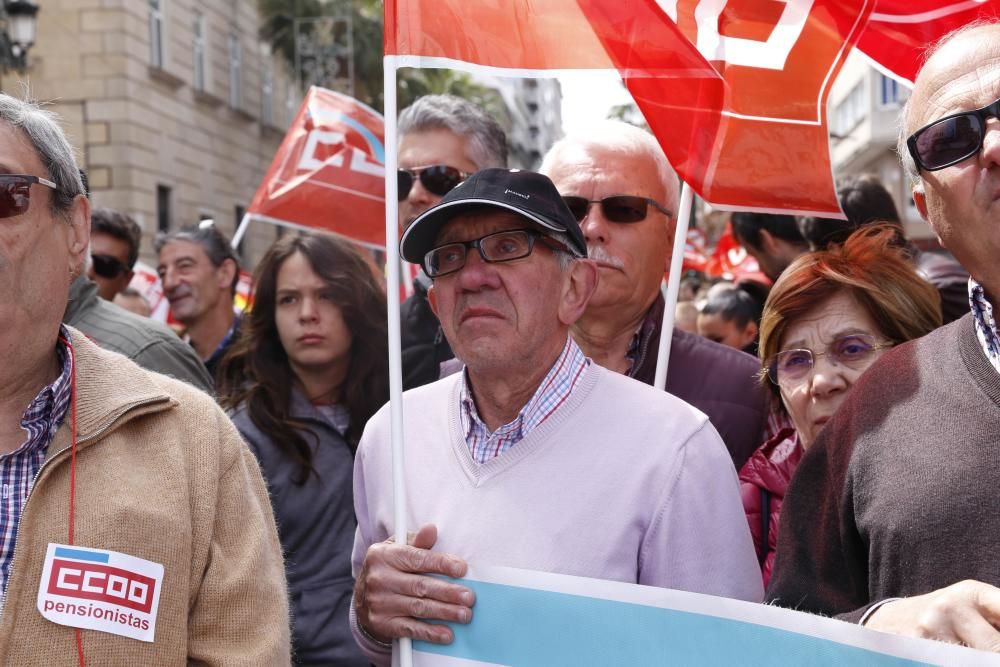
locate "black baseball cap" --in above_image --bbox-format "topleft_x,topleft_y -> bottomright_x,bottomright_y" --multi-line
399,168 -> 588,265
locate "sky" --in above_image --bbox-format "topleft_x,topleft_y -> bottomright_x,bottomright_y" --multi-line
558,71 -> 636,134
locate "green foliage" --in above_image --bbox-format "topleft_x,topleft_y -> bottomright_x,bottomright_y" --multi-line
257,0 -> 507,118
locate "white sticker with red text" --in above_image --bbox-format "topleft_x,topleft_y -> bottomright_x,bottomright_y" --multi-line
37,543 -> 163,642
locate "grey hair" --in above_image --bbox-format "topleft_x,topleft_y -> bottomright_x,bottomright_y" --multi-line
545,229 -> 577,271
0,94 -> 85,213
155,220 -> 241,295
398,94 -> 508,169
540,120 -> 679,213
896,97 -> 922,192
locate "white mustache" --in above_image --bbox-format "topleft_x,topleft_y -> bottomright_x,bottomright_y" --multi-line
588,245 -> 625,269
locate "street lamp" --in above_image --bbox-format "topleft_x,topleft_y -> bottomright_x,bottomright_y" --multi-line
0,0 -> 39,71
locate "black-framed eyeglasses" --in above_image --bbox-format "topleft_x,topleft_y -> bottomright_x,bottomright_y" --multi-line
91,254 -> 130,278
765,333 -> 893,387
398,165 -> 470,201
424,229 -> 567,278
907,96 -> 1000,171
561,195 -> 672,224
0,174 -> 57,219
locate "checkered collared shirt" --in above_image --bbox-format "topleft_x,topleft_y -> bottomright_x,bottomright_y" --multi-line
460,337 -> 590,464
0,327 -> 73,598
969,278 -> 1000,375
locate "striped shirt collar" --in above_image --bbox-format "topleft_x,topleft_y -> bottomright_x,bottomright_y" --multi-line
0,326 -> 74,599
459,337 -> 590,464
969,278 -> 1000,375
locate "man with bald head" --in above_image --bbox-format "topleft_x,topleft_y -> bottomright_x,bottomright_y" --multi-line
768,22 -> 1000,651
540,121 -> 769,468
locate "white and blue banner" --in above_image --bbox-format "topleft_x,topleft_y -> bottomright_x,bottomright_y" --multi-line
410,566 -> 1000,666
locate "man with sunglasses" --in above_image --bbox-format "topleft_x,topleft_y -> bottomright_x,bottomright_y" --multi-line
62,210 -> 213,394
349,169 -> 761,664
396,95 -> 509,390
540,122 -> 770,469
767,22 -> 1000,652
87,207 -> 140,301
0,94 -> 289,661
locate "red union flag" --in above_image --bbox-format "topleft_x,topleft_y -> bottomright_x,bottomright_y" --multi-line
857,0 -> 1000,84
385,0 -> 870,215
577,0 -> 872,215
247,86 -> 386,248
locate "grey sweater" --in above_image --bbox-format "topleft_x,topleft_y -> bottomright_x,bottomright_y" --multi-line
767,314 -> 1000,621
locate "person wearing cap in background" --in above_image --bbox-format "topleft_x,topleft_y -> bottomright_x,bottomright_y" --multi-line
155,221 -> 242,383
349,168 -> 762,664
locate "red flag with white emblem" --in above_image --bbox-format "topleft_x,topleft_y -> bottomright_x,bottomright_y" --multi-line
385,0 -> 873,215
247,86 -> 387,248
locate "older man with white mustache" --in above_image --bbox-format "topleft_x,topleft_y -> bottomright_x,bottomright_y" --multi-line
541,121 -> 770,468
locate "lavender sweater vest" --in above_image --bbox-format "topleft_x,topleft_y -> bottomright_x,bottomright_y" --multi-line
351,363 -> 763,663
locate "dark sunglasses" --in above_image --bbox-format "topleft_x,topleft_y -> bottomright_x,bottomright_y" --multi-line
91,253 -> 130,279
0,174 -> 58,219
398,165 -> 469,201
424,228 -> 567,278
907,96 -> 1000,171
561,195 -> 672,224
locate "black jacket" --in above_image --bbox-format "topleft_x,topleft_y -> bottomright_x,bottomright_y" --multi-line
230,391 -> 367,666
400,273 -> 453,390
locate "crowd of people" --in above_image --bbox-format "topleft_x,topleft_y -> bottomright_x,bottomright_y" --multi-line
1,18 -> 999,666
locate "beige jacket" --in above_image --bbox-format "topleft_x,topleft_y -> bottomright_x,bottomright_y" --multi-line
0,329 -> 290,665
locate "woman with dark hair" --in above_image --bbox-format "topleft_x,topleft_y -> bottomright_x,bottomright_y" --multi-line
218,232 -> 388,666
739,226 -> 941,587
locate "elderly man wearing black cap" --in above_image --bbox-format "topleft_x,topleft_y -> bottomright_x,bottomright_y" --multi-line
348,169 -> 761,663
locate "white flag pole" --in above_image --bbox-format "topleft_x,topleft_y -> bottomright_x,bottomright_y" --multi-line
230,213 -> 253,249
382,54 -> 414,667
653,181 -> 694,391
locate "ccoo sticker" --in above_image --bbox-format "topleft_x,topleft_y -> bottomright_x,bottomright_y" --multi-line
37,543 -> 164,642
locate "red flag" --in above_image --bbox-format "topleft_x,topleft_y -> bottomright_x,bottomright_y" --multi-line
682,228 -> 709,273
247,87 -> 386,248
577,0 -> 872,216
857,1 -> 1000,84
705,224 -> 762,280
384,0 -> 869,216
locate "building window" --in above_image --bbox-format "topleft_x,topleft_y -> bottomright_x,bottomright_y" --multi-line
149,0 -> 164,68
833,81 -> 867,135
260,44 -> 274,125
228,31 -> 242,109
878,73 -> 900,108
156,185 -> 172,232
193,13 -> 207,91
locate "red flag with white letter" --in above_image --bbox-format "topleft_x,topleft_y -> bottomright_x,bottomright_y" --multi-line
247,86 -> 386,248
857,0 -> 1000,84
385,0 -> 870,216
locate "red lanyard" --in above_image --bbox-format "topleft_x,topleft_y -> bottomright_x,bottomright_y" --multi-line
59,336 -> 85,666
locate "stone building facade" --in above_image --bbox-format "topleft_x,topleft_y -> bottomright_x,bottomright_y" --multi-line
3,0 -> 301,262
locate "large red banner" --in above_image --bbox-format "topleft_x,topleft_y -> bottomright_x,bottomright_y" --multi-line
857,1 -> 1000,84
247,87 -> 386,248
385,0 -> 869,216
